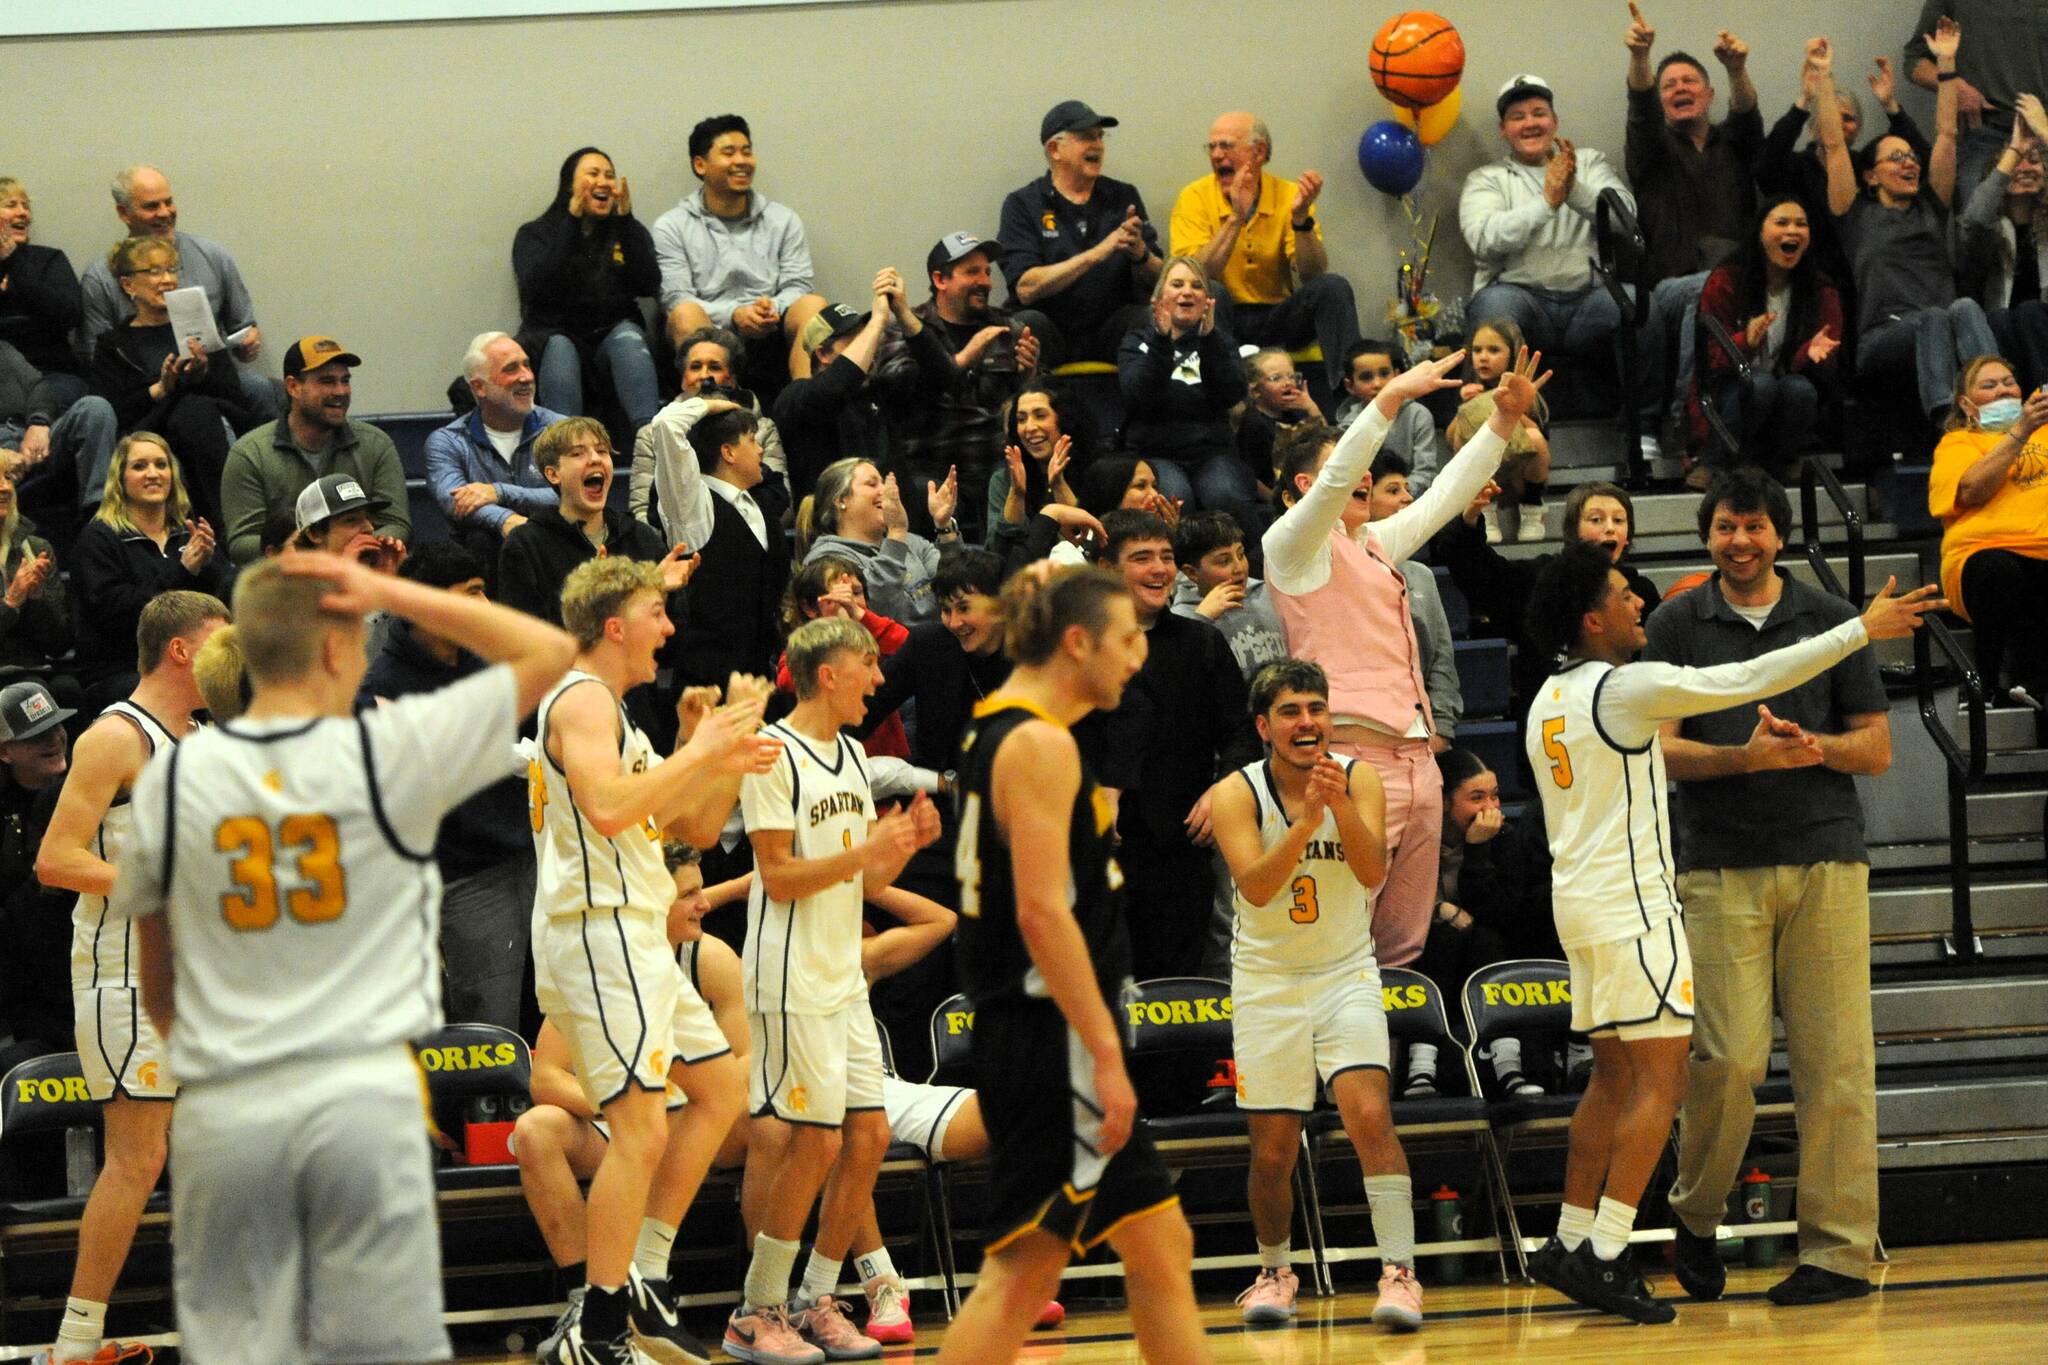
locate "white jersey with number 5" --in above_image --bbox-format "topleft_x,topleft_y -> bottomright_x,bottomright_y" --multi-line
739,721 -> 873,1016
107,667 -> 520,1086
1228,756 -> 1373,974
529,671 -> 673,920
1526,659 -> 1679,949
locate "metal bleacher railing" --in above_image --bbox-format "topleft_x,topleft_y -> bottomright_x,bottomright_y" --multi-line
1590,187 -> 1652,490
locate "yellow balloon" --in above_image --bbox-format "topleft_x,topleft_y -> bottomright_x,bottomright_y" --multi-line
1393,84 -> 1462,146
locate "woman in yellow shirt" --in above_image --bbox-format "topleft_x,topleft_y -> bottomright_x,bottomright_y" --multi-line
1928,354 -> 2048,706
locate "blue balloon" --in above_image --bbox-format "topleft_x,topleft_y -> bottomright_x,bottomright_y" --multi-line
1357,120 -> 1425,196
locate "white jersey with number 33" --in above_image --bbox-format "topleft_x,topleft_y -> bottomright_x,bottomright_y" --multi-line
107,668 -> 519,1086
1228,756 -> 1373,974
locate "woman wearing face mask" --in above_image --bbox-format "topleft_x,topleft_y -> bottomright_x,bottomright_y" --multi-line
1960,95 -> 2048,390
1929,355 -> 2048,710
1690,197 -> 1843,483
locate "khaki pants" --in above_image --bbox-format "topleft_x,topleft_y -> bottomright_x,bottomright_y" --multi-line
1668,863 -> 1878,1278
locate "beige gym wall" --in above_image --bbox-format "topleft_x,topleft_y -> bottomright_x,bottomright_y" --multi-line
6,0 -> 1923,411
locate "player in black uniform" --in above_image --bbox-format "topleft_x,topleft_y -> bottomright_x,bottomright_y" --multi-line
938,564 -> 1214,1365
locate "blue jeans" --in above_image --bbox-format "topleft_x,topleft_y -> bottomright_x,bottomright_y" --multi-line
2,395 -> 119,509
1855,298 -> 2000,418
233,365 -> 283,422
1211,272 -> 1362,389
1466,282 -> 1623,359
538,321 -> 662,430
1145,453 -> 1261,517
1647,270 -> 1711,423
1708,371 -> 1819,470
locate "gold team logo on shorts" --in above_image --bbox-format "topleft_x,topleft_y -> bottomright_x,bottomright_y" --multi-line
647,1049 -> 667,1076
137,1062 -> 160,1089
1680,978 -> 1694,1006
789,1085 -> 809,1114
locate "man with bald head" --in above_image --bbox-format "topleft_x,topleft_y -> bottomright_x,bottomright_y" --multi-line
78,165 -> 279,420
1171,112 -> 1360,391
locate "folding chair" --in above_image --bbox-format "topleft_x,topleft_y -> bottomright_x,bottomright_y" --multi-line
1461,959 -> 1581,1275
872,1018 -> 966,1313
1303,966 -> 1514,1283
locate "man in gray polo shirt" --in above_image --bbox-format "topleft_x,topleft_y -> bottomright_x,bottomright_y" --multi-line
1643,468 -> 1890,1308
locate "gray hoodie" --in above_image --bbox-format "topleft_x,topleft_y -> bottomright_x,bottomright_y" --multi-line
804,532 -> 941,625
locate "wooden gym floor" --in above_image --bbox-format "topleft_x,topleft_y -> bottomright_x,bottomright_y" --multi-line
459,1239 -> 2048,1362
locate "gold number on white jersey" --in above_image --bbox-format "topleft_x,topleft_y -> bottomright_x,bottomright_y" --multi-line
216,814 -> 348,931
526,757 -> 547,833
1541,716 -> 1575,789
1289,874 -> 1321,924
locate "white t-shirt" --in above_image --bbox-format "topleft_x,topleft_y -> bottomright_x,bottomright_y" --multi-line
485,424 -> 523,461
109,666 -> 518,1085
739,721 -> 874,1016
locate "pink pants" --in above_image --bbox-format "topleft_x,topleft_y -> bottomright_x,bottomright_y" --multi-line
1330,737 -> 1442,967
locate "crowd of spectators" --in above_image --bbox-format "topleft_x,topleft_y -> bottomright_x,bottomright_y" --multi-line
2,3 -> 2046,1130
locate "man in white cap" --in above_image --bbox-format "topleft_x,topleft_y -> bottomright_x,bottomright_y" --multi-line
1459,75 -> 1636,378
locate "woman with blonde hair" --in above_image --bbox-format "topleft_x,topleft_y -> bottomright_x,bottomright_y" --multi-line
797,456 -> 951,624
1116,254 -> 1255,519
1928,353 -> 2048,710
73,431 -> 231,708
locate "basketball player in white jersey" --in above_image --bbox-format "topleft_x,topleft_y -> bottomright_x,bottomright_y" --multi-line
519,842 -> 754,1359
1212,657 -> 1422,1331
103,552 -> 573,1365
532,555 -> 781,1365
728,616 -> 940,1365
1520,542 -> 1939,1323
30,590 -> 226,1365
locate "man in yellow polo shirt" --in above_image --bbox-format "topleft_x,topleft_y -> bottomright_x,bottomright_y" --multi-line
1170,111 -> 1361,392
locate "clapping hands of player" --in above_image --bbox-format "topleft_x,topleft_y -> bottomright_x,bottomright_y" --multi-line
1859,576 -> 1945,640
1303,757 -> 1349,820
906,789 -> 943,847
1744,704 -> 1824,771
673,685 -> 724,742
686,698 -> 782,774
864,806 -> 924,877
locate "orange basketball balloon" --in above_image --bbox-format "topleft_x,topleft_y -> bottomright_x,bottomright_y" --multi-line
1371,11 -> 1466,111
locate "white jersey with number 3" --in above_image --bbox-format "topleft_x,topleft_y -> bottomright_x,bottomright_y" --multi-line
738,722 -> 874,1016
71,700 -> 177,992
1526,659 -> 1680,949
107,668 -> 519,1086
529,671 -> 673,920
1228,757 -> 1374,974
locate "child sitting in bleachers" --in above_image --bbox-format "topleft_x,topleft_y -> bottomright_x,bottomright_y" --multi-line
1450,318 -> 1552,543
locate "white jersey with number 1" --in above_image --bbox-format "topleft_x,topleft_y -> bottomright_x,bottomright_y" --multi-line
1228,756 -> 1373,974
739,721 -> 874,1016
107,667 -> 520,1086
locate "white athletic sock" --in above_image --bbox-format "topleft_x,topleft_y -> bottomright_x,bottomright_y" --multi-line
854,1248 -> 898,1285
54,1297 -> 106,1361
1556,1202 -> 1596,1252
634,1217 -> 678,1283
1258,1239 -> 1292,1272
1591,1197 -> 1638,1261
1364,1174 -> 1416,1271
743,1233 -> 802,1314
1489,1037 -> 1523,1078
1406,1043 -> 1438,1084
799,1249 -> 843,1305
